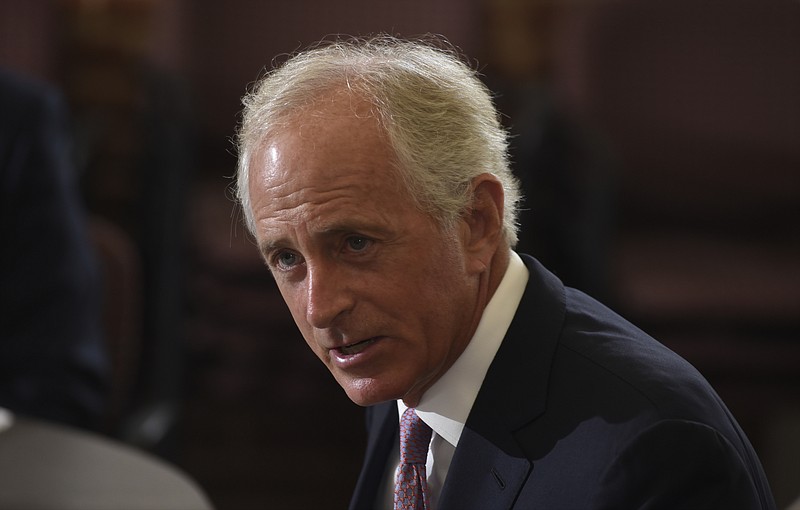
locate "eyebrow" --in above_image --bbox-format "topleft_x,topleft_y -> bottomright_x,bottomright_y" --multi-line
258,239 -> 284,257
257,219 -> 394,256
319,218 -> 396,241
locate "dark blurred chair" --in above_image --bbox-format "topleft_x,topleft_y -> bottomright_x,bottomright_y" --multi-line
88,216 -> 141,435
89,213 -> 183,452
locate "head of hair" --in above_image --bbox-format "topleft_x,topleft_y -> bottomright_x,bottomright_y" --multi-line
236,34 -> 521,246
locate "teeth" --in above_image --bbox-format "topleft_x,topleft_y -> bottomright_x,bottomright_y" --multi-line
339,338 -> 377,355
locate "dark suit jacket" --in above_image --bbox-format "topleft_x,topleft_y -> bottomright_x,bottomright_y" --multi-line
349,255 -> 775,509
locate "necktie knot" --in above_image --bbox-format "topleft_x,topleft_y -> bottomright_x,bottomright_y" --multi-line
399,407 -> 432,465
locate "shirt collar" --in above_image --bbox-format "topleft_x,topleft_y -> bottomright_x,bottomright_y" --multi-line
398,250 -> 529,447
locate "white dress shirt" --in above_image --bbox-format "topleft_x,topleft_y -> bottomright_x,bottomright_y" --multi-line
378,251 -> 529,509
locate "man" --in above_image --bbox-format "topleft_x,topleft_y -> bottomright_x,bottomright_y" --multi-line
0,69 -> 108,430
235,36 -> 775,509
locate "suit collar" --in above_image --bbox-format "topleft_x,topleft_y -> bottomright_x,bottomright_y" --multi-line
437,254 -> 566,509
414,251 -> 529,448
468,254 -> 565,436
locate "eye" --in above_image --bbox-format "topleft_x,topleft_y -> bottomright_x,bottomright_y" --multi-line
345,236 -> 371,252
274,250 -> 302,270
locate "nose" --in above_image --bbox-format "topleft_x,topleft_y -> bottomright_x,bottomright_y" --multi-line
305,260 -> 353,329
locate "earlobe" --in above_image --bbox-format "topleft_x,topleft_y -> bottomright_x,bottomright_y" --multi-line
464,174 -> 505,273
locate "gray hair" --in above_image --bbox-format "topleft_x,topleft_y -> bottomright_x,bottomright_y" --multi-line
236,35 -> 521,246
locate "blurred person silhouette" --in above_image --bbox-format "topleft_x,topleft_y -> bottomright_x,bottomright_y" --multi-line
0,68 -> 108,430
235,36 -> 775,509
483,0 -> 615,302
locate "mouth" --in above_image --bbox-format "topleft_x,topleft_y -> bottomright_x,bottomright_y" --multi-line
336,337 -> 380,356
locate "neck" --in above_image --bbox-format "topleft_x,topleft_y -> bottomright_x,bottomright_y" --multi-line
484,247 -> 511,302
461,246 -> 511,355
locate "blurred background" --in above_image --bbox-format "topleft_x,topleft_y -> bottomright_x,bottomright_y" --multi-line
1,0 -> 798,508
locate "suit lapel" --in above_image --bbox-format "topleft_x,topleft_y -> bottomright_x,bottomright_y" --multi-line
438,254 -> 567,509
437,427 -> 532,509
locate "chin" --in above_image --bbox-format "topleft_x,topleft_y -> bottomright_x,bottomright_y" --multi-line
341,377 -> 403,407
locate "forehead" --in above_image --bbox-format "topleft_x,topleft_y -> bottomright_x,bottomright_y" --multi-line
255,90 -> 394,180
278,88 -> 380,144
247,91 -> 420,238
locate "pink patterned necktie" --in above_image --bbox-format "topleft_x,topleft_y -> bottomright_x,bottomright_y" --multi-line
394,408 -> 433,510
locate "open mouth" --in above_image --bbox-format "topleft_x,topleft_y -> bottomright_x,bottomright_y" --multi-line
337,337 -> 379,356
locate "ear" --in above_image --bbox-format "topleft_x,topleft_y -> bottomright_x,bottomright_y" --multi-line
462,173 -> 505,274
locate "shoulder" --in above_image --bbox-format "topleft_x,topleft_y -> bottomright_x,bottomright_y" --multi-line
509,255 -> 721,423
0,69 -> 61,128
555,286 -> 719,421
0,69 -> 68,189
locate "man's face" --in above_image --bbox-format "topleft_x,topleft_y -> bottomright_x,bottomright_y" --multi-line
247,95 -> 485,407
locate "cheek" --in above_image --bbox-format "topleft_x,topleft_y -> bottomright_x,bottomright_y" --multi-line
276,283 -> 308,325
